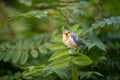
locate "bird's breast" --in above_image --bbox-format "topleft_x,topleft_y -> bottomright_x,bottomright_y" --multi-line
63,36 -> 77,48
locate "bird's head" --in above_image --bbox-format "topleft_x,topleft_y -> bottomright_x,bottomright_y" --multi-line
62,30 -> 70,38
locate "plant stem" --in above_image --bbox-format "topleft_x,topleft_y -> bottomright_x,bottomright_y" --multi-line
72,64 -> 78,80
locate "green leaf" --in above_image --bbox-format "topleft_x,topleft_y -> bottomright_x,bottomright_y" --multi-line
20,50 -> 29,65
50,42 -> 65,51
12,50 -> 21,63
80,71 -> 103,79
3,50 -> 13,62
23,76 -> 33,80
48,56 -> 70,68
86,35 -> 107,51
51,35 -> 62,43
18,0 -> 32,6
39,45 -> 48,54
28,66 -> 35,72
95,41 -> 107,51
48,48 -> 68,61
14,72 -> 21,79
44,69 -> 53,77
23,76 -> 34,80
30,49 -> 38,58
72,53 -> 92,66
105,16 -> 120,28
16,40 -> 22,49
22,41 -> 33,49
0,51 -> 6,60
61,26 -> 65,32
91,21 -> 106,30
92,35 -> 107,51
21,10 -> 47,19
85,42 -> 95,50
70,24 -> 83,35
72,25 -> 82,35
70,24 -> 79,32
82,16 -> 120,35
53,69 -> 68,79
22,68 -> 43,77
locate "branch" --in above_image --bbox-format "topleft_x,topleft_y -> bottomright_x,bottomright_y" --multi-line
61,11 -> 71,29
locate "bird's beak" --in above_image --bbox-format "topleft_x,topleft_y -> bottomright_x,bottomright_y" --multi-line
65,33 -> 68,35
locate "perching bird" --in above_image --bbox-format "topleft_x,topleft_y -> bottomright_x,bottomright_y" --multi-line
62,30 -> 85,49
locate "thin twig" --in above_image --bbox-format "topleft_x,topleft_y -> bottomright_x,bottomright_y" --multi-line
60,0 -> 79,3
61,11 -> 71,29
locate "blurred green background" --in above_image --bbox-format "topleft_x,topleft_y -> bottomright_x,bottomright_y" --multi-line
0,0 -> 120,80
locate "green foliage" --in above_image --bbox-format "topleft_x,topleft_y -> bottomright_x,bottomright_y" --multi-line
0,0 -> 120,80
30,49 -> 38,58
18,0 -> 32,6
48,48 -> 68,61
0,35 -> 50,65
20,10 -> 48,19
79,71 -> 103,79
91,16 -> 120,31
71,53 -> 92,66
0,72 -> 22,80
20,25 -> 94,80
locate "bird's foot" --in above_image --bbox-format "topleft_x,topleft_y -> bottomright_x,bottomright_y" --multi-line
68,48 -> 77,54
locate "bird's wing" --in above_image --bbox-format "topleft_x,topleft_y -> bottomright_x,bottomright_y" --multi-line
70,33 -> 85,45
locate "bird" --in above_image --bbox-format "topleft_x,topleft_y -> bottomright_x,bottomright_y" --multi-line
62,30 -> 85,53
